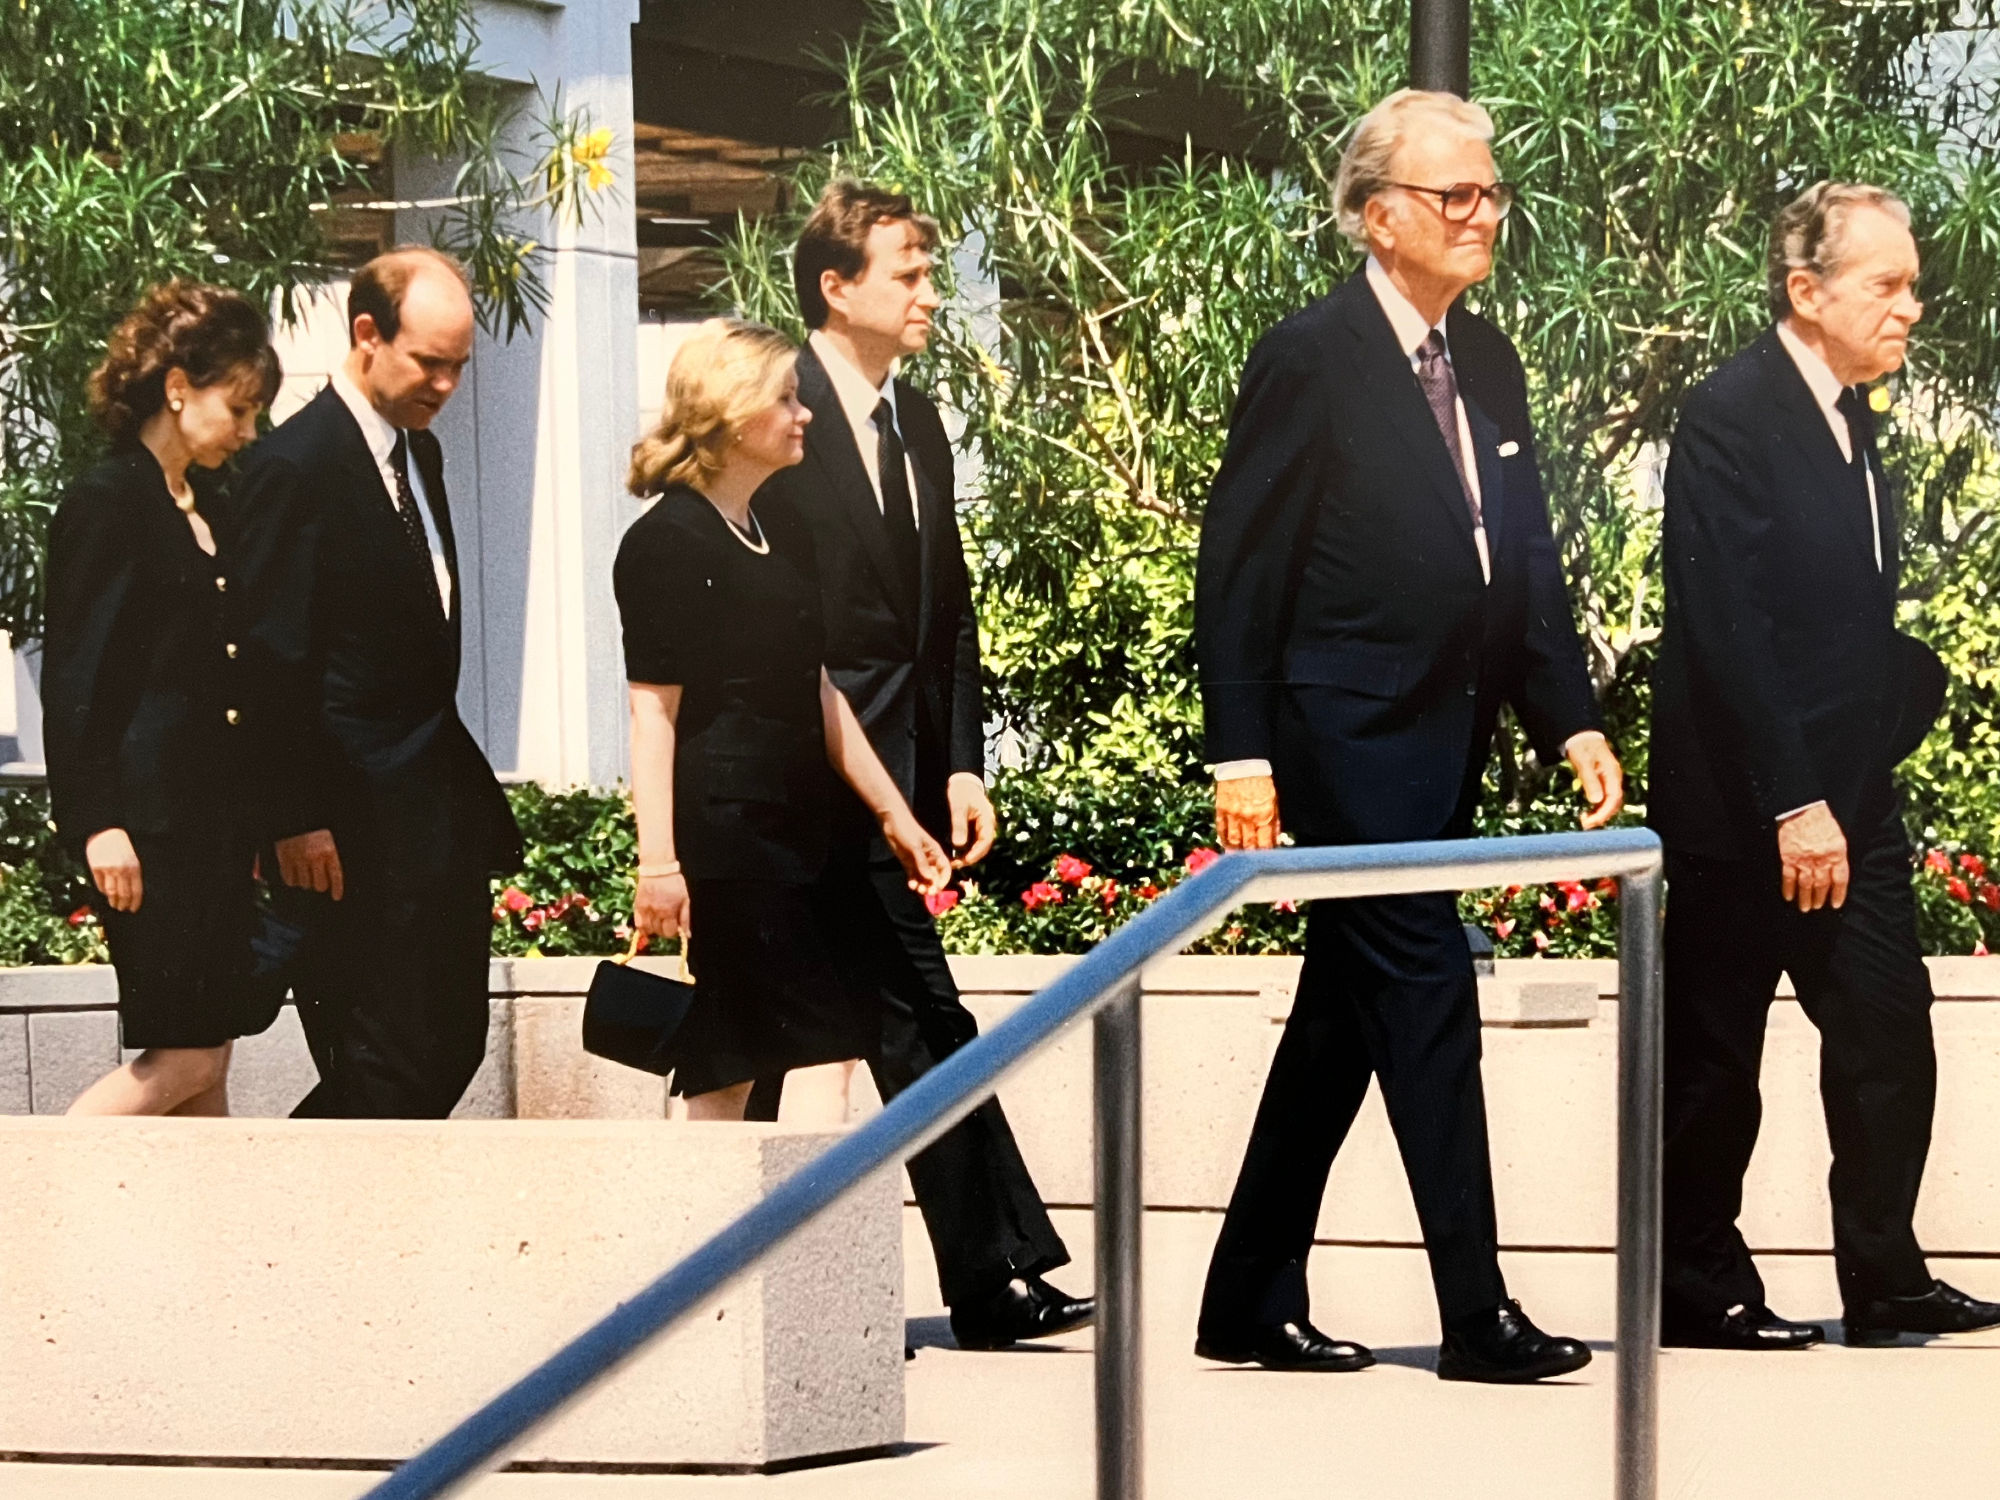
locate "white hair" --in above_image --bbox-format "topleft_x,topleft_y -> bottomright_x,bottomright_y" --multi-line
1333,89 -> 1496,248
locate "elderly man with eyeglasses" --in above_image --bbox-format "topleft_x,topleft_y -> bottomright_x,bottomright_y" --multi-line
1193,89 -> 1623,1379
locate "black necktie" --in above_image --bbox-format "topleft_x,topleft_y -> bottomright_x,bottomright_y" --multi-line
1834,386 -> 1876,475
1414,330 -> 1481,527
874,397 -> 922,603
389,432 -> 445,616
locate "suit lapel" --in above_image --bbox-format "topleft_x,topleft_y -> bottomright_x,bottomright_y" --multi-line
797,345 -> 915,632
315,384 -> 450,628
410,427 -> 461,633
1461,391 -> 1505,558
899,384 -> 942,653
1337,278 -> 1483,573
1763,334 -> 1882,573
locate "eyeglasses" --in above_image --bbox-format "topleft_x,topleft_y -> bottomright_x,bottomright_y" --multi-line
1388,181 -> 1517,223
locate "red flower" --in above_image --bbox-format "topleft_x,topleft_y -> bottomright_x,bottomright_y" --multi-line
1135,883 -> 1161,901
1494,917 -> 1516,940
1185,847 -> 1221,874
522,908 -> 545,932
1022,881 -> 1060,911
66,905 -> 91,927
1275,898 -> 1298,914
1925,849 -> 1953,875
1948,877 -> 1972,903
1595,878 -> 1618,897
501,885 -> 532,913
1100,880 -> 1121,908
1981,883 -> 2000,912
1054,853 -> 1093,885
1502,885 -> 1523,899
1976,940 -> 1991,957
1564,884 -> 1591,912
924,889 -> 961,917
1961,853 -> 1988,879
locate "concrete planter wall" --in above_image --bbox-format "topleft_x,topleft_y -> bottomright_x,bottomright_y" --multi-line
7,955 -> 2000,1255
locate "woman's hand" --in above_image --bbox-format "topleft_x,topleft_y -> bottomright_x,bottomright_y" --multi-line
634,870 -> 691,941
882,812 -> 953,897
85,827 -> 143,913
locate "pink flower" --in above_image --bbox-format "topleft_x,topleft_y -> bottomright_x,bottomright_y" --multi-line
1564,884 -> 1591,912
1494,917 -> 1516,940
1054,853 -> 1093,885
1976,940 -> 1991,957
1533,930 -> 1551,951
1275,898 -> 1298,914
1948,877 -> 1973,903
924,889 -> 961,917
1538,892 -> 1558,912
1022,881 -> 1060,911
522,908 -> 545,932
1925,849 -> 1953,875
1185,848 -> 1221,875
501,885 -> 532,913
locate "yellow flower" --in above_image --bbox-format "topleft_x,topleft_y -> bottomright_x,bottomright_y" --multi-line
570,127 -> 615,193
1868,385 -> 1892,414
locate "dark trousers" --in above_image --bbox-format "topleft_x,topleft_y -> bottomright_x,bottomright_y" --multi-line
752,843 -> 1069,1308
1663,799 -> 1936,1320
1200,890 -> 1507,1334
282,844 -> 495,1120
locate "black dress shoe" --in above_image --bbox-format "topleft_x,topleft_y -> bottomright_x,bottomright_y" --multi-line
1195,1317 -> 1375,1372
949,1276 -> 1095,1350
1662,1303 -> 1824,1350
1438,1300 -> 1592,1383
1843,1280 -> 2000,1346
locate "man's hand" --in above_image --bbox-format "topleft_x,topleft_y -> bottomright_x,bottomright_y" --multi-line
275,828 -> 345,902
1778,803 -> 1849,912
1564,730 -> 1626,831
1216,775 -> 1281,850
85,827 -> 143,913
945,771 -> 997,868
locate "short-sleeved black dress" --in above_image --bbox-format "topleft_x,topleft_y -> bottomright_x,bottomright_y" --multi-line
613,483 -> 870,1097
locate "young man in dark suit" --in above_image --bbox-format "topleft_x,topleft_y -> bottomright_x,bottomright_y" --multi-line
230,248 -> 521,1119
1651,182 -> 1999,1349
754,181 -> 1092,1350
1194,90 -> 1624,1379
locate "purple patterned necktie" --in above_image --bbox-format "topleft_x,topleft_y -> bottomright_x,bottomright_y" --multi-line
1415,329 -> 1481,527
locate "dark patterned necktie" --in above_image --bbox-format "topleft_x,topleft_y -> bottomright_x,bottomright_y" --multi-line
1415,330 -> 1481,527
389,432 -> 445,615
874,397 -> 922,603
1834,386 -> 1882,570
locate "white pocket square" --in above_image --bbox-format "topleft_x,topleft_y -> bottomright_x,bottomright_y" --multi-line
1496,440 -> 1520,458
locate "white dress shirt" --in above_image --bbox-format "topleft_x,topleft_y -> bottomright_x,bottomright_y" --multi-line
808,329 -> 922,530
1212,261 -> 1495,785
330,366 -> 452,617
1767,322 -> 1884,827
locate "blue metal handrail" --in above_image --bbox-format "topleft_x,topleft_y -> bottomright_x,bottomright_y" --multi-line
365,828 -> 1666,1500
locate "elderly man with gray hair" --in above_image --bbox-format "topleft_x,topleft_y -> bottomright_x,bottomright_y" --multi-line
1650,182 -> 2000,1349
1193,89 -> 1622,1379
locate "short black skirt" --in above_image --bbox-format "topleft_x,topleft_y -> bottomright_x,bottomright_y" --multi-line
97,836 -> 283,1051
670,877 -> 873,1098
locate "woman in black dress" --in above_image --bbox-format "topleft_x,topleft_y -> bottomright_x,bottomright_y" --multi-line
44,281 -> 284,1115
617,318 -> 950,1120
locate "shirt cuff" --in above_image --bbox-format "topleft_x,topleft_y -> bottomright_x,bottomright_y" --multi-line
1211,759 -> 1273,781
1776,800 -> 1828,824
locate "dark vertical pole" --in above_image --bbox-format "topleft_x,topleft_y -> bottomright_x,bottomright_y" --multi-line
1615,865 -> 1665,1500
1093,976 -> 1144,1500
1409,0 -> 1471,96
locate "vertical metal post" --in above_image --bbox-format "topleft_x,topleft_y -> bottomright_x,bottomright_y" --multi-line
1093,976 -> 1144,1500
1614,866 -> 1665,1500
1409,0 -> 1471,96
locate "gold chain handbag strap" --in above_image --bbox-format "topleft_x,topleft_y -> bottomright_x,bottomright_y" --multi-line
614,928 -> 692,983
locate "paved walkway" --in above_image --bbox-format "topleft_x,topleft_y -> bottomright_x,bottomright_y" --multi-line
10,1208 -> 2000,1500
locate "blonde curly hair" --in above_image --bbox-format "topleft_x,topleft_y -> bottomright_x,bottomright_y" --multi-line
628,318 -> 799,496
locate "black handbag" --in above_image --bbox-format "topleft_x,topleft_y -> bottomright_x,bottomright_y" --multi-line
581,933 -> 696,1077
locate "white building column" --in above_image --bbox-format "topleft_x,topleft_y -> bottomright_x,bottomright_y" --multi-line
402,0 -> 642,789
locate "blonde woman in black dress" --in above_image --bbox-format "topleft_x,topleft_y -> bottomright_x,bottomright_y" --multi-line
617,318 -> 951,1121
44,281 -> 283,1115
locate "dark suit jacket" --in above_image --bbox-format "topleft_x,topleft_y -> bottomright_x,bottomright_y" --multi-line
1196,271 -> 1601,846
226,384 -> 520,897
1650,328 -> 1907,860
42,449 -> 258,849
756,342 -> 982,838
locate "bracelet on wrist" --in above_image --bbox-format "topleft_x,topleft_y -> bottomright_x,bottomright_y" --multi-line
637,861 -> 682,879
